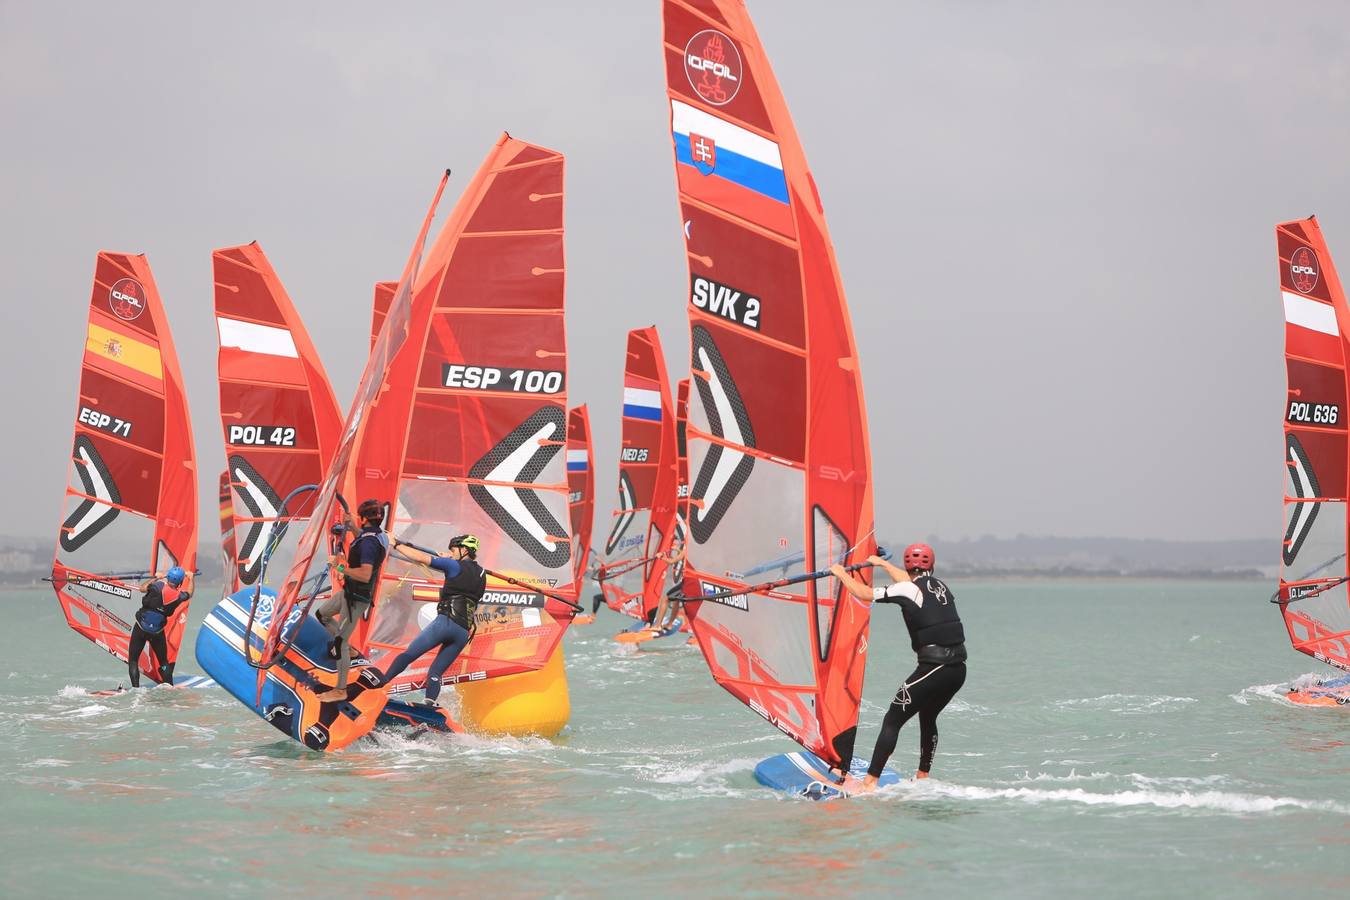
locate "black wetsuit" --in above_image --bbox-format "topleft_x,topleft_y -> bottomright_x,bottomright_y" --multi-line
128,581 -> 190,687
867,573 -> 966,778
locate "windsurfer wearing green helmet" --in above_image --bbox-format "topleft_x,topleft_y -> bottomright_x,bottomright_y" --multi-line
127,566 -> 192,687
372,534 -> 486,707
315,499 -> 389,702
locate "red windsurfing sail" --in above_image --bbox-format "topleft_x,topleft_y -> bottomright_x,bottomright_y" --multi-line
663,0 -> 876,766
597,328 -> 678,620
50,253 -> 198,681
568,405 -> 596,593
255,170 -> 452,670
371,281 -> 397,351
219,469 -> 236,594
1276,217 -> 1350,671
354,134 -> 578,690
214,242 -> 343,595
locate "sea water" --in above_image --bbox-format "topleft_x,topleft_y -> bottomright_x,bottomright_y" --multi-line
2,580 -> 1346,897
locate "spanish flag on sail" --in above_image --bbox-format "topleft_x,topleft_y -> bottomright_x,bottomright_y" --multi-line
85,320 -> 162,390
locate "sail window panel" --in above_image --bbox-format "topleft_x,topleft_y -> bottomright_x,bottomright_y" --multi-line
811,506 -> 849,659
701,594 -> 817,690
604,508 -> 652,604
1283,496 -> 1346,579
688,439 -> 808,594
69,432 -> 162,519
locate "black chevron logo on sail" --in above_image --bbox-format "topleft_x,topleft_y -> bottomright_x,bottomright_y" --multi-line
1284,433 -> 1322,567
469,406 -> 570,569
688,325 -> 755,544
228,455 -> 283,586
61,434 -> 122,552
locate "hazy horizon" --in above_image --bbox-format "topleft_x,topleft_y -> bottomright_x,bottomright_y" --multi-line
4,1 -> 1349,554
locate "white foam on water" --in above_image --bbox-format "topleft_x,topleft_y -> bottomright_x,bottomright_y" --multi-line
644,756 -> 759,784
1054,694 -> 1198,714
879,779 -> 1350,816
1231,675 -> 1345,706
1012,770 -> 1116,784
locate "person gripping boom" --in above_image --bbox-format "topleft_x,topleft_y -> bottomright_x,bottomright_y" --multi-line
128,566 -> 193,687
373,535 -> 486,707
831,544 -> 967,790
314,499 -> 388,702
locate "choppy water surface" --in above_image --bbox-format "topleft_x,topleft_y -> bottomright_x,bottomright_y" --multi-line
2,580 -> 1347,897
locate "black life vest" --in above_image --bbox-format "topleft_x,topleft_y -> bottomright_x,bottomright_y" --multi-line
343,529 -> 389,603
438,559 -> 487,631
135,581 -> 185,634
901,574 -> 965,651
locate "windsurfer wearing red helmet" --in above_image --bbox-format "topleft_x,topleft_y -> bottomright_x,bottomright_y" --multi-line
831,542 -> 966,790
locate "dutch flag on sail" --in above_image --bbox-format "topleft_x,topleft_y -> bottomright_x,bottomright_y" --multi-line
567,449 -> 589,472
623,375 -> 663,422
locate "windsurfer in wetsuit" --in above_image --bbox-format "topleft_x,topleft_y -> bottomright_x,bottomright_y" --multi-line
315,499 -> 388,702
831,544 -> 966,789
373,534 -> 485,707
646,538 -> 687,635
127,567 -> 192,687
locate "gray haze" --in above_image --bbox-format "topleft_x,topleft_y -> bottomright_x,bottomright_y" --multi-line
3,1 -> 1349,551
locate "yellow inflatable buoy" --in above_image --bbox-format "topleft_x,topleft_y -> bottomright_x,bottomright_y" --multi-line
455,643 -> 570,737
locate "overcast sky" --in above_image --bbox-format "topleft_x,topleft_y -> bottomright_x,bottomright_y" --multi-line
4,1 -> 1349,548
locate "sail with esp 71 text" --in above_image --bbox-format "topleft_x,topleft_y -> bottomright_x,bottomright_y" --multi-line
662,0 -> 877,766
1275,217 -> 1350,704
213,242 -> 343,596
354,134 -> 579,692
597,327 -> 679,620
50,253 -> 198,682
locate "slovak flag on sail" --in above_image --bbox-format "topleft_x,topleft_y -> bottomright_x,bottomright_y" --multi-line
623,374 -> 664,422
671,99 -> 792,236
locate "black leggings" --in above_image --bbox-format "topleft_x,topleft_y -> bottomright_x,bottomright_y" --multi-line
868,662 -> 966,778
127,626 -> 171,688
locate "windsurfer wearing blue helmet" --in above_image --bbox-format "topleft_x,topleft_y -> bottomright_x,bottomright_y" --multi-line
127,566 -> 193,687
372,534 -> 485,707
315,499 -> 389,702
831,544 -> 967,790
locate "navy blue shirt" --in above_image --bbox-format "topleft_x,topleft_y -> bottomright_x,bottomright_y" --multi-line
344,527 -> 388,601
428,556 -> 462,578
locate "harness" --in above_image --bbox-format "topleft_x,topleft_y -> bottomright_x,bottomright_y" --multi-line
343,530 -> 389,604
438,559 -> 487,633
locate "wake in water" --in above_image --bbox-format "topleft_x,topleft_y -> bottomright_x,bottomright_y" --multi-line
872,777 -> 1350,816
